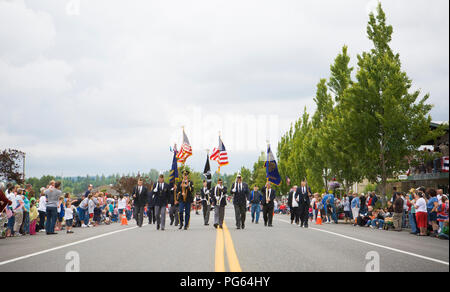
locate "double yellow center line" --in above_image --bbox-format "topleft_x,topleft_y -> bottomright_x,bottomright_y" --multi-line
215,222 -> 242,272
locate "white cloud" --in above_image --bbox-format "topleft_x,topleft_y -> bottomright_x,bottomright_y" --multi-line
0,0 -> 448,177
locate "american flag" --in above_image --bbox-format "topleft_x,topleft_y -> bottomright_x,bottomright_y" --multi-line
176,129 -> 192,164
442,156 -> 449,173
210,136 -> 228,169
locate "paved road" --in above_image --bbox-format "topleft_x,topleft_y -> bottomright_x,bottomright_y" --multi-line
0,206 -> 448,272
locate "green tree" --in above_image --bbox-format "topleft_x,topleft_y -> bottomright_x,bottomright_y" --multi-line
340,3 -> 443,195
304,79 -> 334,192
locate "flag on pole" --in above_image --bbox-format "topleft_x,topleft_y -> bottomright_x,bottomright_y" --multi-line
203,153 -> 212,189
442,156 -> 449,173
210,136 -> 229,172
176,128 -> 192,164
169,145 -> 179,188
265,144 -> 281,185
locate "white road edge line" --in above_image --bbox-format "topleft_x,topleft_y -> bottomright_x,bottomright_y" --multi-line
0,226 -> 139,266
276,218 -> 449,266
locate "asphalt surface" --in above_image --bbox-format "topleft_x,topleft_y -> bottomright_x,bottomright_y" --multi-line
0,206 -> 448,272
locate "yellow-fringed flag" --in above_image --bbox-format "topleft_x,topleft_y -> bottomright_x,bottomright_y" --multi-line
176,128 -> 192,164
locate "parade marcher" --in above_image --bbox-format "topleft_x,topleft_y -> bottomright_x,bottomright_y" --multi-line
249,185 -> 262,224
231,174 -> 249,230
132,178 -> 148,228
211,178 -> 227,229
261,181 -> 276,227
147,184 -> 156,225
194,194 -> 202,215
152,175 -> 170,231
287,186 -> 299,225
168,184 -> 179,227
296,180 -> 311,228
201,180 -> 211,226
176,171 -> 194,230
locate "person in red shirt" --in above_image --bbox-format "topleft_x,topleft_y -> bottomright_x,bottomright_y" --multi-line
0,185 -> 12,213
1,183 -> 13,239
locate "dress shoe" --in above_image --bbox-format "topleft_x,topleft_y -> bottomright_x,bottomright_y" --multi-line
179,225 -> 183,230
157,224 -> 160,230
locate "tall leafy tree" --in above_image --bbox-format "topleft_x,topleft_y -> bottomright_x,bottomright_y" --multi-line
340,3 -> 442,195
323,46 -> 364,191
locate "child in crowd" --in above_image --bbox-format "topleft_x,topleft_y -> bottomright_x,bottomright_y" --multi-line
56,196 -> 65,231
65,201 -> 75,234
326,199 -> 332,223
343,195 -> 351,224
88,193 -> 95,226
29,199 -> 38,235
437,196 -> 448,234
93,202 -> 102,226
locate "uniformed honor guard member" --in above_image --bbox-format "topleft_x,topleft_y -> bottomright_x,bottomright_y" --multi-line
168,184 -> 179,227
176,170 -> 194,230
211,178 -> 227,229
152,174 -> 170,231
200,180 -> 211,226
231,174 -> 250,230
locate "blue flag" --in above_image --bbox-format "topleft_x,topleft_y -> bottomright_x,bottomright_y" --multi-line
265,144 -> 281,185
169,148 -> 179,188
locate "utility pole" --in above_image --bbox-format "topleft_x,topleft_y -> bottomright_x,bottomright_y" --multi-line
22,152 -> 26,184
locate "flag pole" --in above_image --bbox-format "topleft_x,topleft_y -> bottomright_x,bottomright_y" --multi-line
266,139 -> 270,186
217,131 -> 221,174
181,126 -> 185,166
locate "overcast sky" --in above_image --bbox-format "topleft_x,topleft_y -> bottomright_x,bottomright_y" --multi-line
0,0 -> 448,178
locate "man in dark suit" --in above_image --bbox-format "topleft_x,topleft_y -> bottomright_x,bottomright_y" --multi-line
168,183 -> 179,226
176,171 -> 194,230
152,174 -> 170,231
132,178 -> 148,228
211,179 -> 227,229
231,174 -> 250,230
296,180 -> 311,228
287,186 -> 299,225
200,180 -> 211,226
261,181 -> 276,227
147,183 -> 156,225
